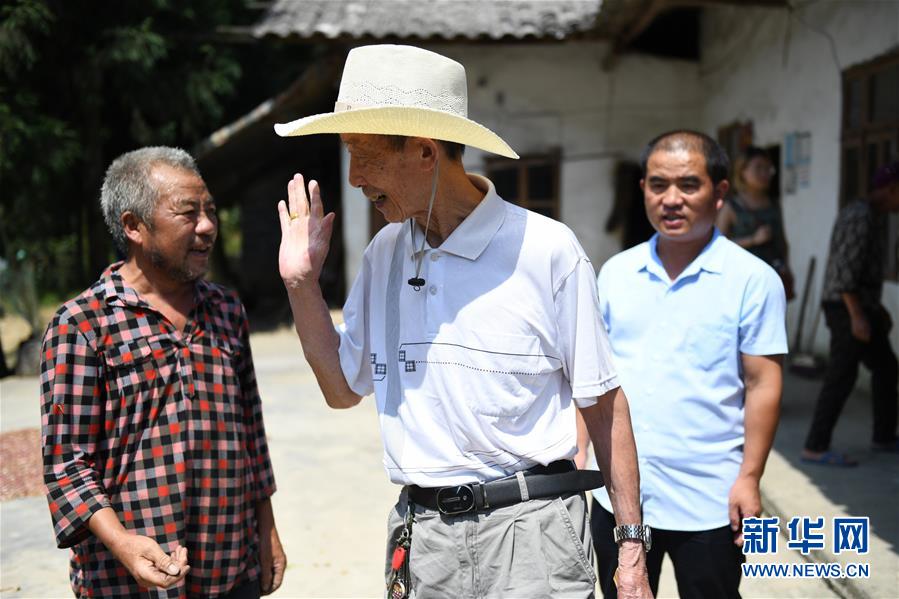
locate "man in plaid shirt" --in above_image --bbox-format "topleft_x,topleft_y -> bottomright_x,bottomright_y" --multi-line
40,147 -> 285,598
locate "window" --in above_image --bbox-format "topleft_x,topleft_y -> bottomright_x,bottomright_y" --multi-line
842,51 -> 899,281
485,151 -> 561,220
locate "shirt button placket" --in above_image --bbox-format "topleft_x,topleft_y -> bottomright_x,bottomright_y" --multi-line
428,251 -> 443,296
424,251 -> 442,335
179,344 -> 196,399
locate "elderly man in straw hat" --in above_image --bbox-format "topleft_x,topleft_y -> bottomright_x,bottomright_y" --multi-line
275,45 -> 652,598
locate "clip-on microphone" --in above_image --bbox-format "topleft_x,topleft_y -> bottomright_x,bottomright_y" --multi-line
408,159 -> 440,291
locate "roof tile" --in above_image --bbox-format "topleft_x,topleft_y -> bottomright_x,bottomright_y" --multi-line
253,0 -> 603,41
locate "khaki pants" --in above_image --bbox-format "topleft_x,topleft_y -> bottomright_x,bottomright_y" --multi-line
386,489 -> 596,598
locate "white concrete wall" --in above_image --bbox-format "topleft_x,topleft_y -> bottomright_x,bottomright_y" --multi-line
340,145 -> 370,294
339,8 -> 899,362
438,42 -> 704,268
699,1 -> 899,355
340,41 -> 703,290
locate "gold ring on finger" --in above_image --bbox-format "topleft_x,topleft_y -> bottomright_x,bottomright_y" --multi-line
289,213 -> 299,221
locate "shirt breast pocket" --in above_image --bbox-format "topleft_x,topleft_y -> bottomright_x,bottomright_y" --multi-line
684,324 -> 736,371
208,333 -> 242,395
414,330 -> 561,418
104,335 -> 175,399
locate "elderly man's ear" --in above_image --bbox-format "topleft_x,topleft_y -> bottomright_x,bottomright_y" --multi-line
409,137 -> 439,169
122,212 -> 147,246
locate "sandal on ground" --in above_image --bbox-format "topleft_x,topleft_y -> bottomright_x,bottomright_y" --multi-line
800,451 -> 859,467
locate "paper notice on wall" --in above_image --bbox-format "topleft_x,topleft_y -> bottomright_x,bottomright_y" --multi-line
797,132 -> 811,188
784,131 -> 812,194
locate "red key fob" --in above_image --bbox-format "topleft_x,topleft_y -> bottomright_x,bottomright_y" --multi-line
391,546 -> 406,571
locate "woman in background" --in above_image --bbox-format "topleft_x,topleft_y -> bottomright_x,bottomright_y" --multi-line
718,145 -> 795,300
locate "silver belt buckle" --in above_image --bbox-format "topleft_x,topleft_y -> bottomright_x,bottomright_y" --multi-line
436,485 -> 476,515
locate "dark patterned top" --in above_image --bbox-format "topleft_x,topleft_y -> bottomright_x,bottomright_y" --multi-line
821,199 -> 885,311
40,263 -> 276,598
725,195 -> 788,267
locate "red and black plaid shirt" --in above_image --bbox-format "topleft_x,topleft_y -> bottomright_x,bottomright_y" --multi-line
40,263 -> 276,598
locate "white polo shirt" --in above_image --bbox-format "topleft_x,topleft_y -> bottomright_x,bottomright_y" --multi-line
337,175 -> 619,487
591,230 -> 787,531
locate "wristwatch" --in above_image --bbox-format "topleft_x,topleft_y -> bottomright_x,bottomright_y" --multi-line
613,524 -> 652,552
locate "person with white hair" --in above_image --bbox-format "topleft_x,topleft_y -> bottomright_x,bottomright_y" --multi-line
275,45 -> 652,598
40,147 -> 285,598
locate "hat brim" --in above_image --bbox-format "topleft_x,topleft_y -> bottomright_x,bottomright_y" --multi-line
274,106 -> 519,159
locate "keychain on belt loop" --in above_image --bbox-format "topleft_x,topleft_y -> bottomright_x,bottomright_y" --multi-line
386,503 -> 415,599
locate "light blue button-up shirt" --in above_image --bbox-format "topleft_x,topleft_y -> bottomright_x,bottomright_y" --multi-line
592,229 -> 787,531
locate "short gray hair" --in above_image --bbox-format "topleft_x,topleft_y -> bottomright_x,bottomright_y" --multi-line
100,146 -> 200,254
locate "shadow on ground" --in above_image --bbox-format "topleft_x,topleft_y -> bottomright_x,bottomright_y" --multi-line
776,372 -> 898,556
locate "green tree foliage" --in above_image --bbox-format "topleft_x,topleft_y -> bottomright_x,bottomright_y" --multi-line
0,0 -> 252,304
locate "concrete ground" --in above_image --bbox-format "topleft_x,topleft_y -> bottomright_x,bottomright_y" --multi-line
1,327 -> 895,598
752,372 -> 899,599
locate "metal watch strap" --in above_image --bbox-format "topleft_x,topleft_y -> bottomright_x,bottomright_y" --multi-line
613,524 -> 652,552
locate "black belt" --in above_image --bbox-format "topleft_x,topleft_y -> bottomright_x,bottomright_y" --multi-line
407,460 -> 604,515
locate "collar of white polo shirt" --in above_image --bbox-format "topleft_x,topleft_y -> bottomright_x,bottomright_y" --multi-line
408,174 -> 506,262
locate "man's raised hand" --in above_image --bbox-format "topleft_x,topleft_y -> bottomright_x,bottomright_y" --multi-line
278,174 -> 336,289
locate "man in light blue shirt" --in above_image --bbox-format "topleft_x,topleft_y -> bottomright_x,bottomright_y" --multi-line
588,130 -> 787,598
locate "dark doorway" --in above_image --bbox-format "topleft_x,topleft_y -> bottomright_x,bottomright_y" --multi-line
766,144 -> 782,205
606,161 -> 654,250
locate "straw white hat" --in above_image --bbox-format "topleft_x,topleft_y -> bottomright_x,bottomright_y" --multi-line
274,45 -> 519,159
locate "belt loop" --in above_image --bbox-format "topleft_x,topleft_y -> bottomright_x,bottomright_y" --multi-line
515,471 -> 529,502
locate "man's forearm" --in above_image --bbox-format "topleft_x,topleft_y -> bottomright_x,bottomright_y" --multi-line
740,358 -> 782,481
573,408 -> 590,469
841,292 -> 864,318
88,506 -> 131,554
740,389 -> 780,480
734,236 -> 757,249
286,283 -> 361,409
581,387 -> 641,524
256,497 -> 275,530
581,387 -> 648,583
